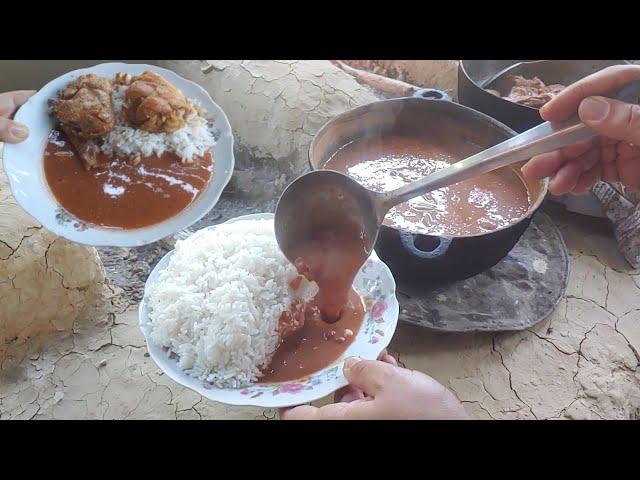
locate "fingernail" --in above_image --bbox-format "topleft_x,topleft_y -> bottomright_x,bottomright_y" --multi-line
539,103 -> 550,116
10,124 -> 28,139
580,97 -> 610,122
343,356 -> 362,372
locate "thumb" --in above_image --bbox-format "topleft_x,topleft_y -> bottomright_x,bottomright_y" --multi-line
0,117 -> 29,143
578,96 -> 640,144
343,356 -> 398,396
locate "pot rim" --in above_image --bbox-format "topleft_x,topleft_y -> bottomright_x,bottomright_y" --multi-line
459,60 -> 542,112
308,96 -> 549,240
458,59 -> 633,113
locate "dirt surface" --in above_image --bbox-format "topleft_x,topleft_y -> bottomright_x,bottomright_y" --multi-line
2,199 -> 639,420
0,164 -> 106,364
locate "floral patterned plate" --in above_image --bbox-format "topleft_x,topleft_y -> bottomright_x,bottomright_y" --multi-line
2,62 -> 234,247
138,213 -> 399,408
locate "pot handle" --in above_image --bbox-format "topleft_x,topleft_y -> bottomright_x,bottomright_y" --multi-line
412,88 -> 453,102
399,231 -> 453,260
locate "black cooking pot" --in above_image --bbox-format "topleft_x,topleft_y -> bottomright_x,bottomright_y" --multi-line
308,89 -> 547,286
458,60 -> 630,133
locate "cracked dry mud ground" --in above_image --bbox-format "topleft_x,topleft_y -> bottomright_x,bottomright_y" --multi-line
1,202 -> 639,419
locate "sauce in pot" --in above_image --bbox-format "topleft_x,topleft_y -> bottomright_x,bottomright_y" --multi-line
260,199 -> 370,382
325,133 -> 531,236
43,129 -> 213,229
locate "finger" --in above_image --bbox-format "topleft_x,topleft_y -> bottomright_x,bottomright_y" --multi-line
548,160 -> 583,195
0,90 -> 36,118
600,143 -> 618,163
548,146 -> 602,195
278,402 -> 315,419
571,163 -> 602,195
279,405 -> 320,420
377,349 -> 389,360
602,160 -> 620,183
335,349 -> 396,402
521,139 -> 594,181
597,135 -> 619,147
616,141 -> 640,160
616,155 -> 640,191
334,384 -> 365,403
282,401 -> 377,420
578,96 -> 640,145
560,137 -> 598,159
522,151 -> 567,181
338,390 -> 366,403
540,65 -> 640,122
343,357 -> 398,396
576,147 -> 602,173
0,116 -> 29,143
314,401 -> 377,420
380,353 -> 398,367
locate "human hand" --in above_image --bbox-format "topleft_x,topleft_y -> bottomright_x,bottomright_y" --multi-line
330,349 -> 398,403
522,65 -> 640,194
0,90 -> 36,143
279,350 -> 469,420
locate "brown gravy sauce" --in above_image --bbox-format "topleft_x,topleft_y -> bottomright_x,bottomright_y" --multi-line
325,133 -> 531,237
291,217 -> 369,323
260,216 -> 369,382
259,288 -> 364,383
44,129 -> 213,229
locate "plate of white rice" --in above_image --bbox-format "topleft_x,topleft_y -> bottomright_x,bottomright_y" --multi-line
3,62 -> 234,247
139,213 -> 399,408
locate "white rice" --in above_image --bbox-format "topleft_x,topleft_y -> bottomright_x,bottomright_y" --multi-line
100,84 -> 216,163
145,219 -> 317,388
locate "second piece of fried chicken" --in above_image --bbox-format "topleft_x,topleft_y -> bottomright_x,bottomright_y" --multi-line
122,71 -> 192,133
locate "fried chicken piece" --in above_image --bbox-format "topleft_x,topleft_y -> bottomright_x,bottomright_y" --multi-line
277,303 -> 305,341
122,71 -> 192,133
276,300 -> 326,347
49,74 -> 115,138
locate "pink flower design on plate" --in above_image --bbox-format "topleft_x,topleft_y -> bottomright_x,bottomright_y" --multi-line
280,382 -> 307,394
371,300 -> 387,318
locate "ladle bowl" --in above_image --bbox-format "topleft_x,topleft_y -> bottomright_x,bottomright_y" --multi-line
274,170 -> 382,263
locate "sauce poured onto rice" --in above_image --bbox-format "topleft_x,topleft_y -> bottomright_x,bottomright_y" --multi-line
145,219 -> 365,388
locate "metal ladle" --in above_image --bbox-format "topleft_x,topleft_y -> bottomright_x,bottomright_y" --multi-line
274,80 -> 640,263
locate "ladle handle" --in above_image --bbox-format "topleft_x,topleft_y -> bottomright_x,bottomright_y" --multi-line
382,79 -> 640,210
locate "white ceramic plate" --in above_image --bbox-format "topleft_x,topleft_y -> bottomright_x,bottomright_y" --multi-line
139,213 -> 400,408
2,62 -> 234,247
